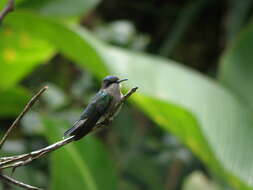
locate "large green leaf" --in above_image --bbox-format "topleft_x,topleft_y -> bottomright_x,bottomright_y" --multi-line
0,10 -> 107,106
0,24 -> 54,89
219,22 -> 253,109
43,117 -> 118,190
100,47 -> 253,190
4,11 -> 253,190
4,12 -> 108,79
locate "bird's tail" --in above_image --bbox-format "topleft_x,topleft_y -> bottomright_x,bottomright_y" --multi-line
63,110 -> 102,140
64,120 -> 85,137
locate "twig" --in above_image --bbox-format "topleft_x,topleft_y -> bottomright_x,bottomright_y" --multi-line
0,86 -> 48,149
0,174 -> 42,190
0,136 -> 75,170
0,0 -> 14,23
121,87 -> 138,102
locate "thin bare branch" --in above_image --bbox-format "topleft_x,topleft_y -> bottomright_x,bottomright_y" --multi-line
0,136 -> 75,170
0,86 -> 48,149
0,0 -> 14,23
0,174 -> 42,190
121,86 -> 138,102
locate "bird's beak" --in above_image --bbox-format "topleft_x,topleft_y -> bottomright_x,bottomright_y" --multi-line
117,78 -> 128,83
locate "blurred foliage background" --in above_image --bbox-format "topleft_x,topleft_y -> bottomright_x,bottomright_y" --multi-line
1,0 -> 253,189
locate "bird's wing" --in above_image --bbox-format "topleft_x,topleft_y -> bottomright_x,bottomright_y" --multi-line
64,90 -> 113,138
63,119 -> 87,137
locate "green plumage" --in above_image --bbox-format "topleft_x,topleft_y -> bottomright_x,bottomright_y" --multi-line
64,89 -> 113,140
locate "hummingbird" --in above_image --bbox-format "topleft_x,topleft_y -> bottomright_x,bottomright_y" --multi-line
64,75 -> 128,141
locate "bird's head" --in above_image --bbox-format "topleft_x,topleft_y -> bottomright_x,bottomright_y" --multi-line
101,76 -> 128,89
